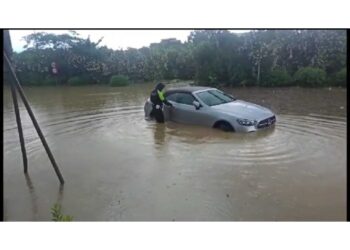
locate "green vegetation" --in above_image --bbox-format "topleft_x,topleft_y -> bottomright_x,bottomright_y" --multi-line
262,69 -> 292,87
67,76 -> 88,86
293,67 -> 327,87
43,76 -> 57,85
51,203 -> 73,221
11,30 -> 347,87
334,68 -> 347,86
18,71 -> 44,85
109,74 -> 129,87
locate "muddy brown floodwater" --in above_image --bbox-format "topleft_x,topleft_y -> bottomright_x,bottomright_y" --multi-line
3,83 -> 347,221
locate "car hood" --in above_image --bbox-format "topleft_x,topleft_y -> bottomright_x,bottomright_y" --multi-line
211,100 -> 274,121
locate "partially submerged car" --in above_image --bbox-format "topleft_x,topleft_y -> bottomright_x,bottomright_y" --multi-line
144,86 -> 276,132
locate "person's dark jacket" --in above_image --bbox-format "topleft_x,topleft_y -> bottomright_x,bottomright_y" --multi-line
150,83 -> 172,107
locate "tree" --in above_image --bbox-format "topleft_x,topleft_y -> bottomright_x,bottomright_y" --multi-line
13,30 -> 346,87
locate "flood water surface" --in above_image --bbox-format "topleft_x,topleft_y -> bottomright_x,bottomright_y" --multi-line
3,84 -> 347,220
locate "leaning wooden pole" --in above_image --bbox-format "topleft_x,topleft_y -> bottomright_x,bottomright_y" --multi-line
4,30 -> 28,173
9,77 -> 28,173
4,51 -> 65,184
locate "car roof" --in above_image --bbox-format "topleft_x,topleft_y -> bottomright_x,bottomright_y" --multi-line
165,86 -> 215,95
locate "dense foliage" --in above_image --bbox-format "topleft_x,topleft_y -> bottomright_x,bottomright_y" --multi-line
67,76 -> 92,86
11,30 -> 347,87
293,67 -> 327,87
109,74 -> 129,87
262,69 -> 292,87
334,68 -> 347,86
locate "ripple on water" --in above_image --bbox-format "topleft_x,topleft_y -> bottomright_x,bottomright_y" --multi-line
155,114 -> 346,168
40,105 -> 144,136
3,86 -> 346,220
4,100 -> 346,172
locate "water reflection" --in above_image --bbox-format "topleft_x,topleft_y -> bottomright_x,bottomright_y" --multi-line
164,121 -> 276,145
56,185 -> 64,205
24,173 -> 65,220
24,174 -> 38,220
153,123 -> 166,147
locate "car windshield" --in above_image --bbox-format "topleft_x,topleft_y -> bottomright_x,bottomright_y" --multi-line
196,90 -> 236,106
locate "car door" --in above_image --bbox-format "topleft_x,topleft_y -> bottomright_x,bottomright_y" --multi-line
163,92 -> 177,121
169,92 -> 213,126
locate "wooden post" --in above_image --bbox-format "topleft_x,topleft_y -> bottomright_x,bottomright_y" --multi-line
4,51 -> 65,184
9,78 -> 28,173
4,30 -> 28,173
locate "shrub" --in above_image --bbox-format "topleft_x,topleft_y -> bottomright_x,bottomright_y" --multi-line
51,204 -> 73,221
208,75 -> 218,85
228,72 -> 248,87
109,75 -> 129,87
67,76 -> 88,86
18,72 -> 44,86
262,69 -> 292,87
334,68 -> 346,86
293,67 -> 327,87
43,75 -> 57,85
228,78 -> 255,87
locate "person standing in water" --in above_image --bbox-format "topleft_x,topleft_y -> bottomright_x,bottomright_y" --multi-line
149,83 -> 173,123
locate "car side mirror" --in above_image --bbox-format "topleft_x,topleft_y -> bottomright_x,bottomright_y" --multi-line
193,101 -> 201,110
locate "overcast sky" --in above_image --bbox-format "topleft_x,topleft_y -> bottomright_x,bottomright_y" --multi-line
9,30 -> 250,52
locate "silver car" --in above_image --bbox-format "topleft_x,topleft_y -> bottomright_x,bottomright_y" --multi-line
144,86 -> 276,132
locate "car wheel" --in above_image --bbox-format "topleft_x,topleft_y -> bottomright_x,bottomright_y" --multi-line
215,121 -> 234,132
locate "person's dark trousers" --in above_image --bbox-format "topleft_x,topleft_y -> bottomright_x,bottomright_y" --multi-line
150,107 -> 165,123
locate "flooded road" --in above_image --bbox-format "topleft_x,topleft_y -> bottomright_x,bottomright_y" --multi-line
3,83 -> 347,221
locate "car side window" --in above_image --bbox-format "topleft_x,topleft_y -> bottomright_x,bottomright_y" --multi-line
166,93 -> 177,102
175,93 -> 195,105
